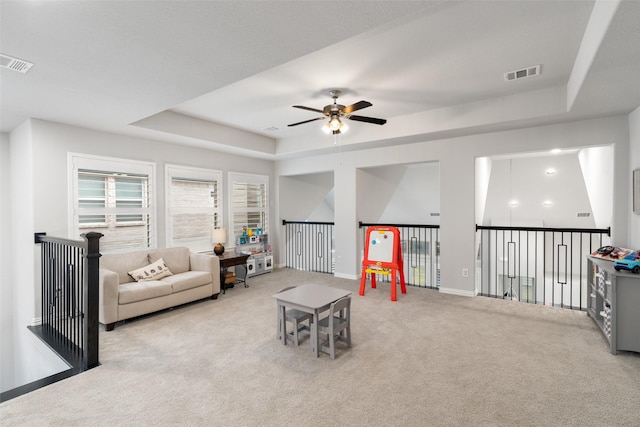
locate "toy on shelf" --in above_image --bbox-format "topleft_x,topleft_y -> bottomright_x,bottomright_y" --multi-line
614,250 -> 640,274
591,246 -> 633,261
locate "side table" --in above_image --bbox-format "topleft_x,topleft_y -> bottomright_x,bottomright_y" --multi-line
217,252 -> 250,294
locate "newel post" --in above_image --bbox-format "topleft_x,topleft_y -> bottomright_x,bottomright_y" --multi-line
83,232 -> 103,370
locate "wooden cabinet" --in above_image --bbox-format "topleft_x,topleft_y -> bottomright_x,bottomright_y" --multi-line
587,256 -> 640,354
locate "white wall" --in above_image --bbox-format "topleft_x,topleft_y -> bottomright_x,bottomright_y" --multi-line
0,132 -> 14,390
276,115 -> 631,296
279,172 -> 334,222
579,146 -> 614,229
359,163 -> 440,225
2,121 -> 69,393
475,157 -> 492,226
483,152 -> 601,228
629,106 -> 640,249
6,118 -> 275,340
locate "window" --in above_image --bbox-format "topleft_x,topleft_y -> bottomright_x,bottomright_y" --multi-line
229,172 -> 268,243
166,165 -> 222,252
70,154 -> 155,252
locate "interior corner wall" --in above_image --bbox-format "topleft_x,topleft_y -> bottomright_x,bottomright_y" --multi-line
629,106 -> 640,249
475,157 -> 492,226
278,172 -> 334,222
0,132 -> 15,390
578,146 -> 614,229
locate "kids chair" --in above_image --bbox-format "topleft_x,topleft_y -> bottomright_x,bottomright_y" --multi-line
277,286 -> 312,346
318,296 -> 352,359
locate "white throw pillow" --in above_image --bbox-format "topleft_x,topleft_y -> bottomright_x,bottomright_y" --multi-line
128,258 -> 173,282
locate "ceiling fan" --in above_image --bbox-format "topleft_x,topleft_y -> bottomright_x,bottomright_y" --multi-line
288,89 -> 387,135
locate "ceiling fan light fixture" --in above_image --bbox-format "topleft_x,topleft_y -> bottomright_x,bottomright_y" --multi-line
329,115 -> 342,130
288,89 -> 383,136
323,115 -> 348,134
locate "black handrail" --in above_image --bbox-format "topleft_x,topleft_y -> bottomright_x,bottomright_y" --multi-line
360,221 -> 440,229
477,224 -> 610,235
283,220 -> 335,226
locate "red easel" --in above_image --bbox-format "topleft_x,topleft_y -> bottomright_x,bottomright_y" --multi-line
359,226 -> 406,301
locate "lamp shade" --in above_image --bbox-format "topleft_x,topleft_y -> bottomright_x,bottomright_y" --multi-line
211,228 -> 227,244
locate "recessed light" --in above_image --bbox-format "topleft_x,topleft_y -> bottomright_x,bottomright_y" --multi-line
543,200 -> 553,207
550,149 -> 562,154
509,200 -> 519,207
545,168 -> 557,176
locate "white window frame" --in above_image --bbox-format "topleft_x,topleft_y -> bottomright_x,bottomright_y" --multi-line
165,164 -> 223,253
228,172 -> 269,248
68,153 -> 156,252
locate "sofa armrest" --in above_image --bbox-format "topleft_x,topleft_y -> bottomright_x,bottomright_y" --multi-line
99,267 -> 120,326
190,252 -> 221,295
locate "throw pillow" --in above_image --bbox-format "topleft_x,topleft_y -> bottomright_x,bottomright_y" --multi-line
128,258 -> 173,282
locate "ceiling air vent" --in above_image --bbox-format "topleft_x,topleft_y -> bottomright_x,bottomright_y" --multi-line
430,212 -> 440,217
577,212 -> 591,218
504,65 -> 540,82
0,54 -> 34,74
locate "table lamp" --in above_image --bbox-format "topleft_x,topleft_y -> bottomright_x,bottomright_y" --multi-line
211,228 -> 227,256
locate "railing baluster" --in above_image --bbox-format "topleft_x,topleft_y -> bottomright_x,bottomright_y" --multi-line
476,225 -> 609,311
33,233 -> 102,373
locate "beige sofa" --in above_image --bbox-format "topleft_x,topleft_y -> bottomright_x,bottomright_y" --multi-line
99,247 -> 220,330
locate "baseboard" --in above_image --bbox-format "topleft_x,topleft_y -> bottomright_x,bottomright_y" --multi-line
334,272 -> 358,280
438,286 -> 476,297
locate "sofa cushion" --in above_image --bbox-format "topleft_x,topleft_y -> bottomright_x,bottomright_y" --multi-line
149,247 -> 190,274
162,271 -> 212,293
128,258 -> 173,282
101,250 -> 149,284
118,280 -> 173,304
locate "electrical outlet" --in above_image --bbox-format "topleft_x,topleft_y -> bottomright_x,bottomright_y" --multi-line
462,268 -> 469,277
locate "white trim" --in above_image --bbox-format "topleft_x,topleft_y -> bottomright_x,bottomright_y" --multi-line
67,152 -> 157,250
438,286 -> 476,297
228,171 -> 269,245
334,272 -> 358,281
165,164 -> 223,252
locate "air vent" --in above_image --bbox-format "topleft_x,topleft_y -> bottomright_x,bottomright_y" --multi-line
430,212 -> 440,217
577,212 -> 591,218
504,65 -> 540,82
0,54 -> 34,73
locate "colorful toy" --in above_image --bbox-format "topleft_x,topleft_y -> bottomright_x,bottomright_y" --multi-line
359,226 -> 406,301
614,251 -> 640,274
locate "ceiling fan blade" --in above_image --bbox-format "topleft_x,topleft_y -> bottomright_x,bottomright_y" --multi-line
342,100 -> 372,114
292,105 -> 325,114
287,117 -> 325,127
347,115 -> 387,125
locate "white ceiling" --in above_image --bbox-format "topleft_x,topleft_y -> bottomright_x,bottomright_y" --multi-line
1,1 -> 639,159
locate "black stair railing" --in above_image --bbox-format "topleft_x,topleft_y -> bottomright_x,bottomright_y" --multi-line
32,232 -> 102,371
282,220 -> 335,274
476,225 -> 610,310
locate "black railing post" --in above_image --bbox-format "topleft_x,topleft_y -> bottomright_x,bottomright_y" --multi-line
82,232 -> 102,370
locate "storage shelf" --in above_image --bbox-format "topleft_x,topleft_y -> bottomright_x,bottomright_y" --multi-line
587,256 -> 640,354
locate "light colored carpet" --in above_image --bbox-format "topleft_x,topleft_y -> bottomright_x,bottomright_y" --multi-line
2,268 -> 640,426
